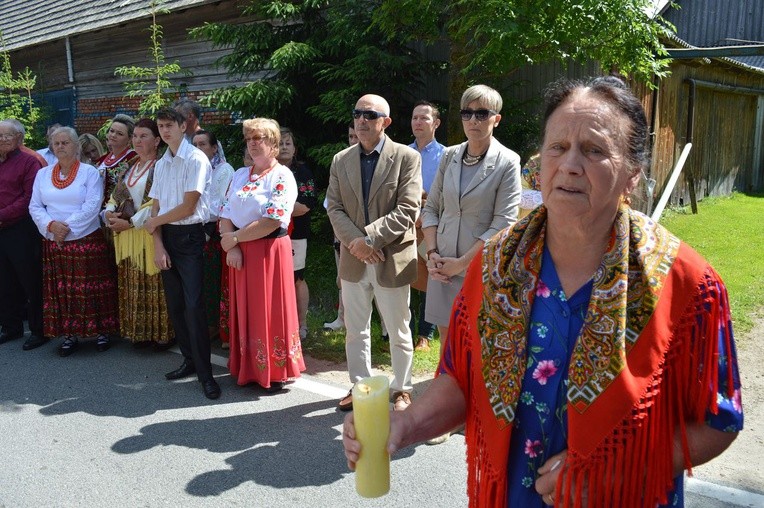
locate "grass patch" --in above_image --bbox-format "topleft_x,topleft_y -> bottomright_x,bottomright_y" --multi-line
659,192 -> 764,335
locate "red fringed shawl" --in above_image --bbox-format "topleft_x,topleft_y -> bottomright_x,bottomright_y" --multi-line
441,205 -> 736,508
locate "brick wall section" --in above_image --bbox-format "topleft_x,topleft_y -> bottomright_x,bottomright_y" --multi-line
75,92 -> 233,135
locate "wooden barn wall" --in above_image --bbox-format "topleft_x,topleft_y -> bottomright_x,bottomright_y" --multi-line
8,40 -> 69,92
651,61 -> 764,208
8,0 -> 251,99
71,1 -> 252,99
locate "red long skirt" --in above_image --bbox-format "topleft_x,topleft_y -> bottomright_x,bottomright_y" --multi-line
42,231 -> 119,337
228,236 -> 305,388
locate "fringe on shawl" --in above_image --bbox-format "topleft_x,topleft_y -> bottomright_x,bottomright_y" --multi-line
553,267 -> 734,508
114,227 -> 160,277
466,399 -> 505,508
451,261 -> 512,508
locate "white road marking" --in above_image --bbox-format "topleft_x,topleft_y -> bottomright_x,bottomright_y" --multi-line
686,477 -> 764,507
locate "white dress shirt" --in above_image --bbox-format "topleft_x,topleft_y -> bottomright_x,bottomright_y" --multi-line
36,147 -> 58,167
149,139 -> 211,225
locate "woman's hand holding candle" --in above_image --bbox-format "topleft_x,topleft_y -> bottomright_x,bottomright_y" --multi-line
351,376 -> 391,498
342,410 -> 408,471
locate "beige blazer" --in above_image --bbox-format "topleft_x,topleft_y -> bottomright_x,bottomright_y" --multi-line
326,135 -> 422,287
421,137 -> 521,268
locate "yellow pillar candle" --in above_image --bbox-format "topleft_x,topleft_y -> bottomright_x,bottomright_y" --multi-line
352,375 -> 391,498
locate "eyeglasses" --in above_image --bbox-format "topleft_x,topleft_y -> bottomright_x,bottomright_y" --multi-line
460,109 -> 497,122
352,109 -> 388,120
0,134 -> 17,140
246,135 -> 267,143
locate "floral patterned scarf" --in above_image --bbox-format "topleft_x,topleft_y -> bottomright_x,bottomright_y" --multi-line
479,203 -> 679,427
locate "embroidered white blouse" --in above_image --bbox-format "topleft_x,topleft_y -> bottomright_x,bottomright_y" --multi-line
220,163 -> 297,230
29,163 -> 104,241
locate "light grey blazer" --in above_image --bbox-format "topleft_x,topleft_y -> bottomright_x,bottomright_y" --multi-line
421,137 -> 521,268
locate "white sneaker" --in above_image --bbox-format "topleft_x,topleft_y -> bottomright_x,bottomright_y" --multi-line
323,317 -> 345,331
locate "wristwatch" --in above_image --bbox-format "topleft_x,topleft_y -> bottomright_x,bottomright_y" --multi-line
233,235 -> 239,244
364,236 -> 373,248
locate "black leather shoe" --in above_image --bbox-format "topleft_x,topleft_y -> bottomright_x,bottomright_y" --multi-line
202,379 -> 221,399
0,331 -> 24,345
22,335 -> 48,351
165,360 -> 196,380
265,381 -> 285,394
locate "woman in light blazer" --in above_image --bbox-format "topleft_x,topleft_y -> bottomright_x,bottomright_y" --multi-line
421,84 -> 521,354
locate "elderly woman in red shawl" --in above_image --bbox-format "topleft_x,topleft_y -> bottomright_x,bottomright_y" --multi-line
342,76 -> 743,508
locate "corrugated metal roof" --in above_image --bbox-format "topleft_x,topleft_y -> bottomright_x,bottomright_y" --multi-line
0,0 -> 211,51
662,0 -> 764,72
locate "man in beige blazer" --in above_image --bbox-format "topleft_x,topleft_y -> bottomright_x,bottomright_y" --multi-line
327,94 -> 422,411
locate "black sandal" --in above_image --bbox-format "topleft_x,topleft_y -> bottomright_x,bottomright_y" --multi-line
96,334 -> 110,352
59,336 -> 79,357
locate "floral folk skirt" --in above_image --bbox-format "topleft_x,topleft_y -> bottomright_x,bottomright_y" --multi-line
219,259 -> 230,343
228,236 -> 305,388
42,231 -> 119,338
117,258 -> 172,343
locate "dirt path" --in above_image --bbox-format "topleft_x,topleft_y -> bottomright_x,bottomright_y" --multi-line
691,312 -> 764,493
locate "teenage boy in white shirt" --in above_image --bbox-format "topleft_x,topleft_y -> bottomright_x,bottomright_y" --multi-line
145,108 -> 220,400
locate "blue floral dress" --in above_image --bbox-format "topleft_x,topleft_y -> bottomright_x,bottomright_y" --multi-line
504,246 -> 744,507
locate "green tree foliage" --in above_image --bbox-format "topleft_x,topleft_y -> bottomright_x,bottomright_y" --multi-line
192,0 -> 673,157
190,0 -> 432,168
375,0 -> 673,143
114,0 -> 188,118
0,31 -> 43,145
374,0 -> 674,143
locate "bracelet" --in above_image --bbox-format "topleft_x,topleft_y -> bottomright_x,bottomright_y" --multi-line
426,248 -> 438,259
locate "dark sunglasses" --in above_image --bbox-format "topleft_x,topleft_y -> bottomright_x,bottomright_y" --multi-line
352,109 -> 388,120
460,108 -> 497,121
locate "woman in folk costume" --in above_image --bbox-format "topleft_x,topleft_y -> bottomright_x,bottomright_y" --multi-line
97,114 -> 139,207
103,118 -> 173,349
342,76 -> 743,507
29,127 -> 119,356
219,118 -> 305,393
192,129 -> 234,344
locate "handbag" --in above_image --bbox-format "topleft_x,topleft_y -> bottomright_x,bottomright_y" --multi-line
112,176 -> 137,220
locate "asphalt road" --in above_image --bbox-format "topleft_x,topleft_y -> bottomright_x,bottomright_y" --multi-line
0,334 -> 761,507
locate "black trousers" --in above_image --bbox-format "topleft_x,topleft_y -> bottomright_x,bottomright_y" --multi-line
0,216 -> 43,337
160,223 -> 211,382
